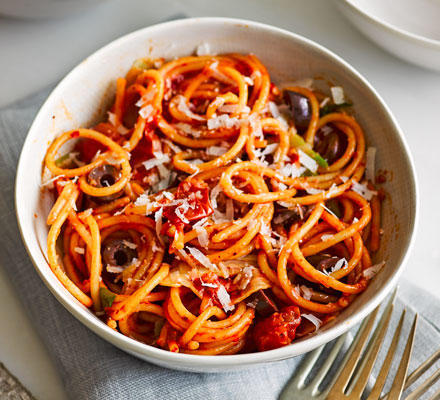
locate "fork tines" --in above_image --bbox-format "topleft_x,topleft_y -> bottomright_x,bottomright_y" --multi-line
280,288 -> 419,400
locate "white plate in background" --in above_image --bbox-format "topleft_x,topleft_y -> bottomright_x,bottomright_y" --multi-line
336,0 -> 440,71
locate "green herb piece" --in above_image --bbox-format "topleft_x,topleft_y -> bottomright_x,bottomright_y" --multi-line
320,102 -> 353,117
100,287 -> 117,308
132,58 -> 152,70
154,319 -> 165,337
55,153 -> 70,167
289,133 -> 329,168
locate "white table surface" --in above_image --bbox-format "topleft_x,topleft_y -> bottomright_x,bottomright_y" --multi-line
1,0 -> 440,398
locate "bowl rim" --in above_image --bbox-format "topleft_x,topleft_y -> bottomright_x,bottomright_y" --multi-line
339,0 -> 440,49
15,16 -> 419,367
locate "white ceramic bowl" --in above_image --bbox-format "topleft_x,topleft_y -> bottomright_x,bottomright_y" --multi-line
336,0 -> 440,71
15,17 -> 418,372
0,0 -> 109,19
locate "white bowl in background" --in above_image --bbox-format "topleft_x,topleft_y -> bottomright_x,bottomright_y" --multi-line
15,17 -> 418,372
336,0 -> 440,71
0,0 -> 109,19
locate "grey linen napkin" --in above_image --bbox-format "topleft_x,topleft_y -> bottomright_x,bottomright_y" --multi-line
1,89 -> 439,400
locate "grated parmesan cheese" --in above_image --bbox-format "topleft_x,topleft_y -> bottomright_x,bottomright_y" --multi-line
261,143 -> 279,156
301,313 -> 321,331
321,234 -> 334,242
305,187 -> 324,195
351,181 -> 377,201
207,114 -> 242,130
207,146 -> 228,156
279,163 -> 306,178
176,95 -> 205,121
187,246 -> 217,271
332,258 -> 348,273
216,284 -> 235,312
320,97 -> 330,108
244,76 -> 254,86
40,174 -> 64,187
325,183 -> 339,198
154,208 -> 163,241
195,226 -> 210,248
175,122 -> 201,138
106,265 -> 125,274
139,104 -> 154,120
163,139 -> 182,153
298,150 -> 318,173
107,112 -> 117,126
142,151 -> 170,171
135,90 -> 155,108
74,247 -> 85,255
300,285 -> 313,300
122,240 -> 137,250
363,261 -> 385,279
331,86 -> 345,105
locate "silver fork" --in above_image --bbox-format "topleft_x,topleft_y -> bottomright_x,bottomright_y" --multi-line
279,289 -> 427,400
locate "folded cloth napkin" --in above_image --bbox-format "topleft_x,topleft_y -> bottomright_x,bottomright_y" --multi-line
1,89 -> 439,400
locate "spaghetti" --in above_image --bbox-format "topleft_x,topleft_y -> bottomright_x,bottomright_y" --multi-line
43,52 -> 385,354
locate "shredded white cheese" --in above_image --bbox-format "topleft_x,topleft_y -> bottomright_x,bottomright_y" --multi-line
298,150 -> 318,173
74,247 -> 85,255
154,208 -> 163,241
351,181 -> 377,201
175,122 -> 201,138
187,246 -> 217,271
122,240 -> 137,250
363,261 -> 386,279
40,174 -> 64,187
300,285 -> 313,300
321,234 -> 334,242
207,146 -> 228,156
305,187 -> 324,195
139,104 -> 154,120
195,226 -> 210,248
216,284 -> 235,312
301,313 -> 322,331
176,95 -> 205,121
261,143 -> 279,156
207,114 -> 242,130
106,265 -> 125,274
331,86 -> 345,105
244,76 -> 254,86
163,139 -> 182,153
332,258 -> 348,273
279,163 -> 306,178
142,151 -> 170,170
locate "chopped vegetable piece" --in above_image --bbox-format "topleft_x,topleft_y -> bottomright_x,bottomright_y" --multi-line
154,319 -> 165,337
320,102 -> 352,117
290,133 -> 329,168
55,153 -> 70,167
100,287 -> 117,308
